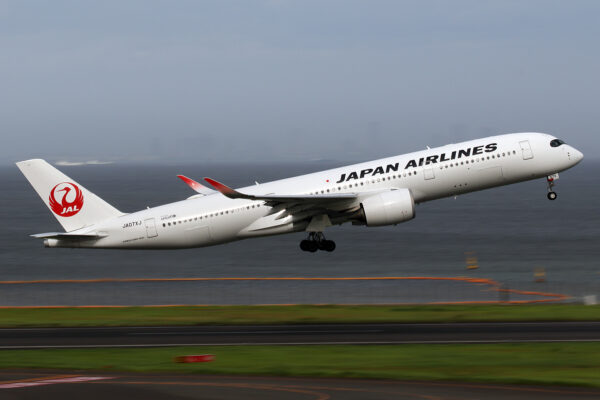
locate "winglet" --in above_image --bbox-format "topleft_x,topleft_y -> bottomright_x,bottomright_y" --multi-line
203,178 -> 247,199
177,175 -> 215,195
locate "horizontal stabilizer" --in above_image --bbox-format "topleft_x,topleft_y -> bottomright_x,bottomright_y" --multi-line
31,232 -> 106,240
177,175 -> 215,195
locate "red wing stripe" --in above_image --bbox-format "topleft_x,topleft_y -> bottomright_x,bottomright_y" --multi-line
177,175 -> 206,192
203,178 -> 240,197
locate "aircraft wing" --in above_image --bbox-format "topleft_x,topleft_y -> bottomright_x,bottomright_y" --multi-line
203,178 -> 357,204
177,175 -> 216,196
204,177 -> 361,229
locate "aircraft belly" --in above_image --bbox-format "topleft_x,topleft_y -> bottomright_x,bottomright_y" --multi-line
413,163 -> 506,202
207,213 -> 259,242
183,225 -> 213,247
466,165 -> 504,190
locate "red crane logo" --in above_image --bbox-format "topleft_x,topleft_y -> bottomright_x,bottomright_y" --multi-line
49,182 -> 84,217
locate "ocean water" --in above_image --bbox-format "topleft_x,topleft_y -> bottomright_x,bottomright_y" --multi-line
1,161 -> 598,305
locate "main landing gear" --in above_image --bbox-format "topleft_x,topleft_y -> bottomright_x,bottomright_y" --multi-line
546,174 -> 559,201
300,232 -> 336,252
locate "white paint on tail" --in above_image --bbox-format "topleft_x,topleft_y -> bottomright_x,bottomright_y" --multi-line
16,159 -> 123,232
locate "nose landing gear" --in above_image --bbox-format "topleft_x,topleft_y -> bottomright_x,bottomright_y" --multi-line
300,232 -> 336,252
546,174 -> 559,200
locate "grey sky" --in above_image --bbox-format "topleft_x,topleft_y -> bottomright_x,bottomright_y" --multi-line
1,0 -> 598,164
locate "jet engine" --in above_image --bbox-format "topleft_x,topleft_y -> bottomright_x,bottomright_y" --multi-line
359,188 -> 415,227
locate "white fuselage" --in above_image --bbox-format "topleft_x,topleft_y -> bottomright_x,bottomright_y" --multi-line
47,132 -> 583,249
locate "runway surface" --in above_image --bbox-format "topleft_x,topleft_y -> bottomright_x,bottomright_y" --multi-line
1,370 -> 599,399
1,322 -> 599,348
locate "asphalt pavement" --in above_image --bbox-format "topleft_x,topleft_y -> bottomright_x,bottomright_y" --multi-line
1,371 -> 600,400
0,321 -> 599,348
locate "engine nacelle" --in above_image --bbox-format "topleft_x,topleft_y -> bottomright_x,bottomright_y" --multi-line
360,189 -> 415,227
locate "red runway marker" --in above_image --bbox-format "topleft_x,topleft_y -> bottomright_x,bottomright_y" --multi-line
175,354 -> 215,363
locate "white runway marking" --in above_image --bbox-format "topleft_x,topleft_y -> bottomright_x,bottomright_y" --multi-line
0,376 -> 113,389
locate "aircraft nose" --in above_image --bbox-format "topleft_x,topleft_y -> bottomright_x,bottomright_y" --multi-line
570,147 -> 584,164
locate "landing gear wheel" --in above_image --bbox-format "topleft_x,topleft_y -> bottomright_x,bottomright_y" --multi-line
546,174 -> 559,200
299,232 -> 335,252
300,240 -> 318,252
323,240 -> 336,252
300,240 -> 310,251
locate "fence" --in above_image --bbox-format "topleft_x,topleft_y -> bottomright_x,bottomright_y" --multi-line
0,276 -> 589,307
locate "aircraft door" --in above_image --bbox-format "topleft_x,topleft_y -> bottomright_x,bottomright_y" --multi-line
145,218 -> 158,238
423,167 -> 435,180
519,140 -> 534,160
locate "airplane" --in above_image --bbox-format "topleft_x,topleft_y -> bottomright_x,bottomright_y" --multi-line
17,132 -> 583,252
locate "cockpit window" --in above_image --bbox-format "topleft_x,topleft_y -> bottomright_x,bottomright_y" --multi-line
550,139 -> 566,147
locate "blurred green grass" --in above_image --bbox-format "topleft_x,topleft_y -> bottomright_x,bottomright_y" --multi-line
0,304 -> 598,327
1,343 -> 599,387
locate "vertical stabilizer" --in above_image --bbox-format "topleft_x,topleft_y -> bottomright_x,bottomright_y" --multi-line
16,159 -> 123,232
